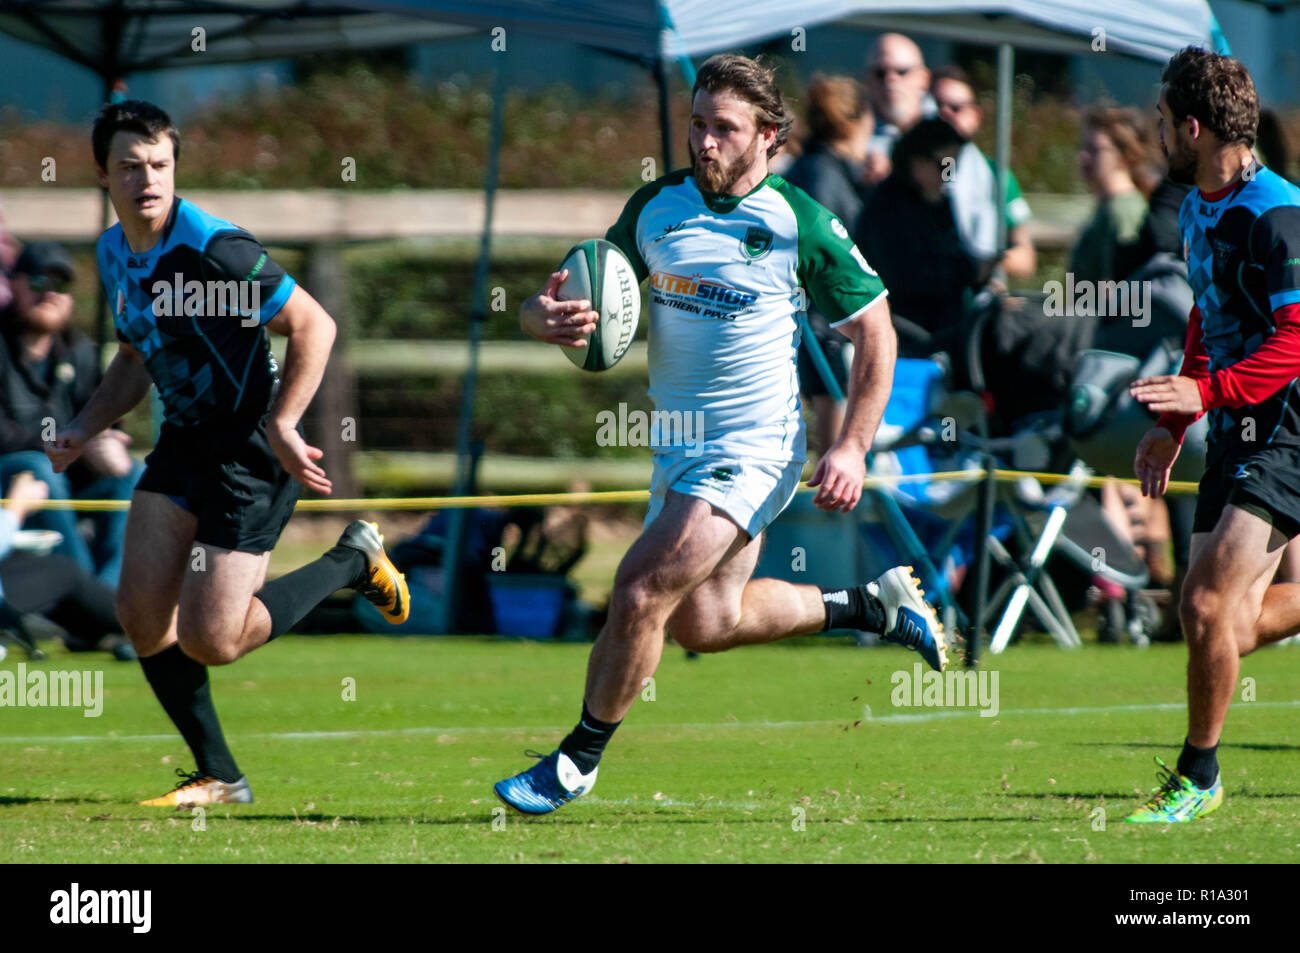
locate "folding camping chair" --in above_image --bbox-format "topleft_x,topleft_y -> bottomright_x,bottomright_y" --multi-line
869,358 -> 1150,652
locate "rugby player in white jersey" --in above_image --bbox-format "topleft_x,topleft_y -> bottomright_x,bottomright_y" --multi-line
494,54 -> 946,814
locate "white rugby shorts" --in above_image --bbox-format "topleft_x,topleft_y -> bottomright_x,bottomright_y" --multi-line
643,452 -> 804,537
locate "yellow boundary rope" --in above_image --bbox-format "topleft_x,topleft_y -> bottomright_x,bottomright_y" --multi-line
3,467 -> 1199,512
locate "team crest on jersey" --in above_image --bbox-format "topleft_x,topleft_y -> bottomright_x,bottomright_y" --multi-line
1212,237 -> 1236,275
742,226 -> 774,260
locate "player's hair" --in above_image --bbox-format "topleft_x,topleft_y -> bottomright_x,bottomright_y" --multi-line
892,117 -> 964,186
930,64 -> 974,94
1160,47 -> 1258,147
1083,106 -> 1160,198
804,74 -> 870,145
693,54 -> 793,158
92,100 -> 180,170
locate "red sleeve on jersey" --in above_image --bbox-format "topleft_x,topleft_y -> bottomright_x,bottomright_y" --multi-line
1156,305 -> 1209,444
1201,302 -> 1300,412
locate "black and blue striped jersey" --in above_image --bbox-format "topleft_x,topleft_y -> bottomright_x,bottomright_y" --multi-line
1169,163 -> 1300,449
96,197 -> 296,428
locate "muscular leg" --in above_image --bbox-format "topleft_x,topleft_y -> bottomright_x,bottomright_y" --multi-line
1251,536 -> 1300,649
1180,508 -> 1286,748
116,490 -> 244,783
582,491 -> 748,723
666,531 -> 824,653
178,523 -> 372,666
177,546 -> 273,666
116,490 -> 196,657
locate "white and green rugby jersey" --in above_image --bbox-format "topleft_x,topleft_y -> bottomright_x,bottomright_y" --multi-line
605,169 -> 887,464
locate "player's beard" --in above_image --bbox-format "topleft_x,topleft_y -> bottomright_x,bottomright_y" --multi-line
1164,134 -> 1199,186
690,132 -> 763,194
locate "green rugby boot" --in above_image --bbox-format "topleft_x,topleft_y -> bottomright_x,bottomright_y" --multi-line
1124,757 -> 1222,823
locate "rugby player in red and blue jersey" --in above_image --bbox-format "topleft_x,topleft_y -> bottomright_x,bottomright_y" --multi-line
1129,49 -> 1300,821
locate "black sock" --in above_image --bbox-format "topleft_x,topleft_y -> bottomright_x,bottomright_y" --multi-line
255,545 -> 365,641
819,585 -> 885,633
558,702 -> 621,775
139,644 -> 241,783
1176,738 -> 1220,789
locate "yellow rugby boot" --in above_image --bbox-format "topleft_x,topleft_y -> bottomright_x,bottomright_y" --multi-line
140,769 -> 253,807
339,520 -> 410,625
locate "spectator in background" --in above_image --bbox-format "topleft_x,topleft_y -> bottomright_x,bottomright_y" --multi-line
1072,107 -> 1159,284
0,469 -> 133,659
1072,109 -> 1172,594
0,242 -> 141,585
862,33 -> 935,185
857,118 -> 993,362
1135,173 -> 1194,264
0,203 -> 16,311
1256,108 -> 1292,183
783,75 -> 874,453
931,65 -> 1037,282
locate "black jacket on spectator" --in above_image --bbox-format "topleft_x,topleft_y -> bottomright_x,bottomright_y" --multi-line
1132,176 -> 1194,268
0,317 -> 99,455
783,141 -> 870,236
856,172 -> 984,351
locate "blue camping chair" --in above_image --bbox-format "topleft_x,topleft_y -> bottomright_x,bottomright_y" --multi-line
871,358 -> 1153,651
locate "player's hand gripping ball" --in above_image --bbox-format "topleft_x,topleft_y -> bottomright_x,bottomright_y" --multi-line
555,239 -> 641,372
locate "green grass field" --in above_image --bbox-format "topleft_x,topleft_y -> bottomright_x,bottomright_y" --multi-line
2,636 -> 1298,863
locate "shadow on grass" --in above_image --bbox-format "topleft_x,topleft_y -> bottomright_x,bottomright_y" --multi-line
0,795 -> 114,806
1003,792 -> 1135,800
1006,790 -> 1299,800
125,811 -> 1053,826
1077,741 -> 1300,752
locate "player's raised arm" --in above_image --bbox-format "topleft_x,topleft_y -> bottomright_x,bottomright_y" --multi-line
45,341 -> 153,473
264,285 -> 336,495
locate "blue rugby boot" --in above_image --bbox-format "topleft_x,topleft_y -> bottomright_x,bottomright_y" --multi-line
494,749 -> 597,815
873,566 -> 948,672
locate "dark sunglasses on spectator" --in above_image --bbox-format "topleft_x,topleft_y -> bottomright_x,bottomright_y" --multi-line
24,272 -> 71,294
873,66 -> 915,79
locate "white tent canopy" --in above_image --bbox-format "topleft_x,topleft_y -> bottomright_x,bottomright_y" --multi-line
355,0 -> 1220,64
0,1 -> 1221,77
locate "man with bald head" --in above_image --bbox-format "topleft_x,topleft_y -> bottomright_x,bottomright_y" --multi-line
863,33 -> 935,183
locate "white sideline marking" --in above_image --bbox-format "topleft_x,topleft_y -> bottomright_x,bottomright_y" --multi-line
3,699 -> 1299,746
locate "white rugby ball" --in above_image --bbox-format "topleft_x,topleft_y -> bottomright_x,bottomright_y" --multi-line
555,238 -> 640,372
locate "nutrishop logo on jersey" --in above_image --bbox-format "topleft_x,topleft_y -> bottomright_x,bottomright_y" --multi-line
649,271 -> 757,320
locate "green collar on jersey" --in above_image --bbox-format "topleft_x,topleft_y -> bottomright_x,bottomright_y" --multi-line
698,173 -> 778,213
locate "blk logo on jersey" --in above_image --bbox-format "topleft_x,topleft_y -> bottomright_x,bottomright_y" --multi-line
653,222 -> 686,243
742,226 -> 774,260
1212,238 -> 1237,277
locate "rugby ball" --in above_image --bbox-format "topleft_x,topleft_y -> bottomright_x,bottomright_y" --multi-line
555,238 -> 640,372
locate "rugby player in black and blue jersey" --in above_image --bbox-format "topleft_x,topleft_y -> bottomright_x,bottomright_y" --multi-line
1127,49 -> 1300,821
45,101 -> 410,807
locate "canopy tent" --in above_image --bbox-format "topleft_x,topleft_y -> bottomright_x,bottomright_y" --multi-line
0,1 -> 474,78
353,0 -> 1219,63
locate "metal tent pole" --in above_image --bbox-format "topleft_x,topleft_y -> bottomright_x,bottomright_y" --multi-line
967,42 -> 1014,666
439,62 -> 507,634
